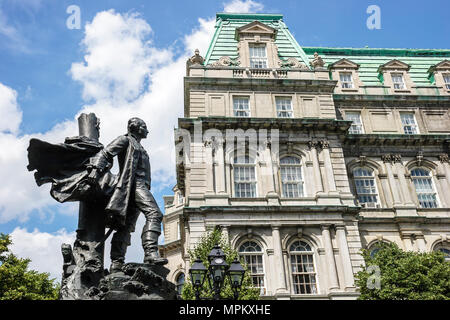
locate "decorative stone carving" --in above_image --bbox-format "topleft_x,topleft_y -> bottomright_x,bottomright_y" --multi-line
358,155 -> 367,166
416,151 -> 424,166
318,140 -> 329,149
438,153 -> 449,163
381,153 -> 401,163
208,56 -> 240,67
188,49 -> 204,66
310,52 -> 325,69
279,57 -> 308,70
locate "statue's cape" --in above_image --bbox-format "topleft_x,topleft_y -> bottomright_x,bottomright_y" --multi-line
27,136 -> 117,203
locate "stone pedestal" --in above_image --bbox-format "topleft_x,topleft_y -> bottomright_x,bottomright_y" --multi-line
95,263 -> 177,300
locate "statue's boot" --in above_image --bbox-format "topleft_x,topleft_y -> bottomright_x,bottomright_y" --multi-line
110,259 -> 124,274
110,231 -> 130,273
142,230 -> 168,265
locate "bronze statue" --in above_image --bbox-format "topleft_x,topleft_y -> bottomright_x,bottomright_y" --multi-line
87,117 -> 167,272
27,114 -> 174,300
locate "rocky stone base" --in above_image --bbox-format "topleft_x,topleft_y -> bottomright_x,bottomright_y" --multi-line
92,263 -> 177,300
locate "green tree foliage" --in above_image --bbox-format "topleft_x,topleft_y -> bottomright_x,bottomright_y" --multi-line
181,228 -> 260,300
355,242 -> 450,300
0,233 -> 60,300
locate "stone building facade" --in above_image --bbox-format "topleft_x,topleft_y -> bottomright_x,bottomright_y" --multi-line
161,13 -> 450,300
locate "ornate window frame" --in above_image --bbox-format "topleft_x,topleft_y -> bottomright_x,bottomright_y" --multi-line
278,155 -> 304,198
409,167 -> 440,208
235,21 -> 280,69
328,58 -> 363,94
287,239 -> 319,295
377,59 -> 413,94
237,239 -> 267,295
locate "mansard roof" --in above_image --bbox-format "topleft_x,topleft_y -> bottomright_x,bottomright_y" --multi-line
303,47 -> 450,87
377,59 -> 411,72
204,13 -> 311,68
203,13 -> 450,88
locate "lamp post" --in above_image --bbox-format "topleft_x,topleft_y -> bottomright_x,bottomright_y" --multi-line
189,244 -> 245,300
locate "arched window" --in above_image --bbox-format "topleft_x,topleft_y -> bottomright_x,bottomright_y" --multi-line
176,273 -> 185,295
353,167 -> 379,208
410,168 -> 438,208
367,241 -> 387,258
280,156 -> 303,198
238,241 -> 265,294
289,241 -> 317,294
234,156 -> 257,198
433,243 -> 450,262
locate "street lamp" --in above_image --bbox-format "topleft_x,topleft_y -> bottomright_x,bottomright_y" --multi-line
189,259 -> 207,300
208,245 -> 228,300
228,258 -> 246,299
189,244 -> 246,300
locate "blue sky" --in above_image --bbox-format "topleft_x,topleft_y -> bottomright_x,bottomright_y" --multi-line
0,0 -> 448,279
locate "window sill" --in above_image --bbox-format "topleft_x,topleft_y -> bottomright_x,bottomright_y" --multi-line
393,89 -> 411,93
341,88 -> 358,92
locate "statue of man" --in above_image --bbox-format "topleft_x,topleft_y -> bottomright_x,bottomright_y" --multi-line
87,117 -> 167,273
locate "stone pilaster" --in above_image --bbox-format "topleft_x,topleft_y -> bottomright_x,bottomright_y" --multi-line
271,226 -> 288,294
335,225 -> 355,290
321,224 -> 339,291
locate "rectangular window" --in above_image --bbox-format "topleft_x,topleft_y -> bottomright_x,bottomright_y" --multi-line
276,97 -> 293,118
400,113 -> 419,134
443,74 -> 450,90
392,73 -> 406,90
233,97 -> 250,117
339,72 -> 354,89
249,44 -> 267,69
345,111 -> 364,134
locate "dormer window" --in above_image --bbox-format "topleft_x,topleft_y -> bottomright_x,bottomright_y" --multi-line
427,60 -> 450,95
377,60 -> 411,94
249,44 -> 267,68
339,72 -> 354,89
328,58 -> 361,93
391,73 -> 406,90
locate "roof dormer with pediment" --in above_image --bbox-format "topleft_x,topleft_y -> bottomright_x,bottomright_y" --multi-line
328,58 -> 360,70
377,59 -> 411,72
235,20 -> 277,41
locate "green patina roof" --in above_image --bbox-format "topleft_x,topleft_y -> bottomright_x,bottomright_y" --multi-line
304,47 -> 450,87
205,12 -> 311,68
205,13 -> 450,88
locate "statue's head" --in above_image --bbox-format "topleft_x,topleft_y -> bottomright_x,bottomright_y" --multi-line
128,117 -> 149,139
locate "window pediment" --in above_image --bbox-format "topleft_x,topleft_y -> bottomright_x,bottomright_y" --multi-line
235,21 -> 277,41
377,59 -> 411,72
427,60 -> 450,74
328,58 -> 360,70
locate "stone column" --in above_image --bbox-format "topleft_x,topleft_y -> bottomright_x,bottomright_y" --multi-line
184,223 -> 191,272
204,139 -> 214,195
395,161 -> 414,206
221,225 -> 230,244
401,234 -> 414,251
309,142 -> 324,194
415,234 -> 427,252
321,225 -> 339,291
214,140 -> 226,194
383,156 -> 402,206
335,225 -> 355,290
320,141 -> 337,193
271,226 -> 288,294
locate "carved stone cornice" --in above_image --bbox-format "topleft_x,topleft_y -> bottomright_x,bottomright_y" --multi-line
382,153 -> 401,163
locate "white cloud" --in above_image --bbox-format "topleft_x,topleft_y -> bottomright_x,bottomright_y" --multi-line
223,0 -> 264,13
10,227 -> 76,280
0,83 -> 22,134
0,9 -> 214,223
